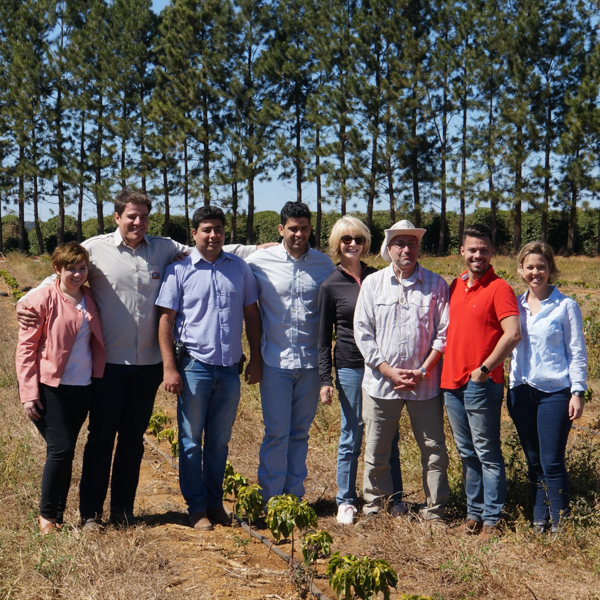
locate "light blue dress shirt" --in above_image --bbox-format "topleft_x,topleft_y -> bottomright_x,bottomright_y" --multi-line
246,242 -> 335,370
509,287 -> 587,393
155,248 -> 259,367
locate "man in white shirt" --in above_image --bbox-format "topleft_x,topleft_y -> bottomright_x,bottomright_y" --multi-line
354,220 -> 450,520
246,201 -> 335,503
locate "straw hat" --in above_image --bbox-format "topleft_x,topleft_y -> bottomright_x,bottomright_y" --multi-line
380,220 -> 427,262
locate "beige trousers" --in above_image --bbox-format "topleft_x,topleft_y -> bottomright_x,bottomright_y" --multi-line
362,391 -> 449,518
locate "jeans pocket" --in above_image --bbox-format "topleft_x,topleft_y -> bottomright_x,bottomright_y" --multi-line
465,378 -> 492,408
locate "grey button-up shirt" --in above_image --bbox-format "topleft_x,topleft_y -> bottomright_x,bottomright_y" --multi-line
246,242 -> 335,370
354,262 -> 449,401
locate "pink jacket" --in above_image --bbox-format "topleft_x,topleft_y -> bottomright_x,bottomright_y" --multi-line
16,281 -> 106,403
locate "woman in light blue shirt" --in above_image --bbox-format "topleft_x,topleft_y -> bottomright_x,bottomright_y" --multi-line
508,241 -> 587,534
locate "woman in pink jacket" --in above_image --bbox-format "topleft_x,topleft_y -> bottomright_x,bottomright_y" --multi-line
16,242 -> 105,534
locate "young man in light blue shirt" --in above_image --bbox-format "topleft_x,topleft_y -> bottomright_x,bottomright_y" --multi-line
156,206 -> 262,531
246,202 -> 335,503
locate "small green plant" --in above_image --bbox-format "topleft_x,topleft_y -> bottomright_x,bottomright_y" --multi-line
265,495 -> 318,542
147,410 -> 171,437
234,484 -> 263,525
302,530 -> 333,566
223,461 -> 249,500
327,552 -> 398,600
231,532 -> 251,552
157,428 -> 179,458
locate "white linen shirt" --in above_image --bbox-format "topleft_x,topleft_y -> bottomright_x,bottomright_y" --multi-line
354,262 -> 449,401
246,242 -> 335,370
509,287 -> 588,393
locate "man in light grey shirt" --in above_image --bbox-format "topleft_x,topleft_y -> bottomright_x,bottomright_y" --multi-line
246,201 -> 335,503
17,189 -> 262,528
354,220 -> 450,520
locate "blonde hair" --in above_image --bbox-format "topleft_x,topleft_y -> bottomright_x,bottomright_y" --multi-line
329,216 -> 371,260
51,242 -> 90,277
517,241 -> 559,284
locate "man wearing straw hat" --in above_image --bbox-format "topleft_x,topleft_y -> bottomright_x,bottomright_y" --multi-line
354,220 -> 450,521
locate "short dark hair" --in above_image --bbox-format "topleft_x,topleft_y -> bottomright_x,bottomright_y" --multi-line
192,205 -> 226,230
52,241 -> 89,273
280,201 -> 311,225
463,223 -> 493,246
114,189 -> 152,216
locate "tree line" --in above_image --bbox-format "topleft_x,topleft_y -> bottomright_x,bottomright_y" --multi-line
0,0 -> 599,255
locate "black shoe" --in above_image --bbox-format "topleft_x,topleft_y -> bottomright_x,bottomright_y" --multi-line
110,511 -> 141,528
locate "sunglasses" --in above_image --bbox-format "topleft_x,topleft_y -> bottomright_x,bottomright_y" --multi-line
340,235 -> 366,245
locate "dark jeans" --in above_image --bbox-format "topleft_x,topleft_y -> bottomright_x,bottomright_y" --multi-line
507,385 -> 572,526
79,363 -> 163,520
32,383 -> 92,522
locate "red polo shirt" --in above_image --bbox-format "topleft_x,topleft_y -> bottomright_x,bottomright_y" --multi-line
441,265 -> 519,389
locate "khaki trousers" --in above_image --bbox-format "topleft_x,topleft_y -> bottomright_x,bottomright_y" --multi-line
362,391 -> 449,518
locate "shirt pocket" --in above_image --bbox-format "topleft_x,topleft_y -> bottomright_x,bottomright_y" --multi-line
408,294 -> 435,333
374,296 -> 399,330
144,264 -> 163,287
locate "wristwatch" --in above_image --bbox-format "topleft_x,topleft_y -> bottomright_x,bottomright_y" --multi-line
479,364 -> 490,375
419,367 -> 430,381
572,390 -> 584,397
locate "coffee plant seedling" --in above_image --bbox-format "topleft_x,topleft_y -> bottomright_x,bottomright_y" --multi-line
327,552 -> 398,600
147,410 -> 171,437
266,495 -> 318,562
234,484 -> 263,526
157,428 -> 179,458
222,461 -> 249,500
302,530 -> 333,566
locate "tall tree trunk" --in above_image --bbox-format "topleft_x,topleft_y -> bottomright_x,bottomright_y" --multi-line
513,126 -> 523,253
230,179 -> 238,243
315,125 -> 322,250
203,101 -> 210,206
162,160 -> 170,237
18,148 -> 26,252
411,85 -> 421,227
568,179 -> 577,256
95,94 -> 104,236
140,91 -> 147,193
56,85 -> 65,245
487,95 -> 496,243
183,137 -> 189,245
121,100 -> 127,188
541,101 -> 552,242
33,174 -> 44,255
295,95 -> 302,203
458,88 -> 468,245
340,121 -> 347,216
0,192 -> 3,254
366,47 -> 381,231
386,122 -> 395,225
77,112 -> 86,243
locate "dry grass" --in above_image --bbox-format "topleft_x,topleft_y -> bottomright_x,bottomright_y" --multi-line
3,252 -> 600,599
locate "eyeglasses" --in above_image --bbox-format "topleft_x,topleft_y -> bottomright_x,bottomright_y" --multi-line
389,239 -> 418,249
340,235 -> 366,245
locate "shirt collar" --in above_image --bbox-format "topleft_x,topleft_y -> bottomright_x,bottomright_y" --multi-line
388,261 -> 423,284
279,240 -> 312,261
460,264 -> 496,288
112,228 -> 150,249
191,246 -> 231,265
520,285 -> 561,309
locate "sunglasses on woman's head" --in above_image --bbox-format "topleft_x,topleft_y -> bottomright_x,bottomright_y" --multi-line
340,235 -> 366,245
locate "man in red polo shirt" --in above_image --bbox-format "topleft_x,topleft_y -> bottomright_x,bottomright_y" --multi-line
441,224 -> 521,540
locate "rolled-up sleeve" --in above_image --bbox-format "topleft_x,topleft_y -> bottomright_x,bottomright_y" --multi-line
353,280 -> 385,370
431,279 -> 450,354
564,299 -> 588,392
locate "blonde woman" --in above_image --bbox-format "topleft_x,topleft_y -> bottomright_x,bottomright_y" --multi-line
318,217 -> 401,524
16,243 -> 105,534
508,241 -> 587,533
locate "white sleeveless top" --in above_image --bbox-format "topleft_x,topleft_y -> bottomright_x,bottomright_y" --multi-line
61,296 -> 93,387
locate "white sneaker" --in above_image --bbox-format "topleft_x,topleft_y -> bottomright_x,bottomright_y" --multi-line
389,501 -> 409,517
336,503 -> 357,525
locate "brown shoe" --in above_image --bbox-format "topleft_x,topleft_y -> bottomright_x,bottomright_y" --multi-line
457,518 -> 483,535
207,506 -> 233,526
189,512 -> 213,531
39,516 -> 57,535
479,524 -> 499,541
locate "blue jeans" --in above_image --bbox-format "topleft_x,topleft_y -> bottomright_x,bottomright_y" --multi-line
507,385 -> 572,526
258,362 -> 321,502
178,358 -> 241,514
335,368 -> 402,506
444,379 -> 506,526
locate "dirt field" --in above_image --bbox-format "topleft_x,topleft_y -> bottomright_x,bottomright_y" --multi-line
2,252 -> 600,600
